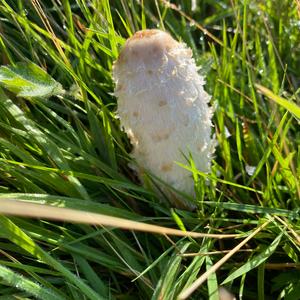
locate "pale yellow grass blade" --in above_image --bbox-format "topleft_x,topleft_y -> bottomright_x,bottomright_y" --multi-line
0,199 -> 238,239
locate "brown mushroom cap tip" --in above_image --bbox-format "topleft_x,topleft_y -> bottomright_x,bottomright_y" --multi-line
115,29 -> 179,67
129,29 -> 162,40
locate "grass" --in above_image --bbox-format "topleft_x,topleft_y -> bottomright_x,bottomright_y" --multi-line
0,0 -> 299,299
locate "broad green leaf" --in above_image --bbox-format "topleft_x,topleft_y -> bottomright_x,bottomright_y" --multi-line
0,62 -> 64,98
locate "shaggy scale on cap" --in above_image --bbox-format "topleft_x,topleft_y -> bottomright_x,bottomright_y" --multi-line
113,29 -> 214,207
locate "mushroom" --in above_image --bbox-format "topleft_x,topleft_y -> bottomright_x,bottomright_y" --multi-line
113,29 -> 214,208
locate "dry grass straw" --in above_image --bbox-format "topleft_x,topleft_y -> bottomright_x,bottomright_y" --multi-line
178,219 -> 272,299
0,199 -> 238,239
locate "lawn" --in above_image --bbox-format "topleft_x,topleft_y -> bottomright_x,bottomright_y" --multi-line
0,0 -> 299,299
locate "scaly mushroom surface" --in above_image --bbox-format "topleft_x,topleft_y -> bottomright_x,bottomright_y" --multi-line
113,29 -> 214,204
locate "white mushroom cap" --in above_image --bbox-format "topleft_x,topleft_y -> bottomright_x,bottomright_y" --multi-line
113,29 -> 214,207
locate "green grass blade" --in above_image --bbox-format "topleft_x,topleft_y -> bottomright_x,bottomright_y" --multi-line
0,265 -> 66,300
222,232 -> 283,284
256,84 -> 300,119
0,216 -> 106,300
